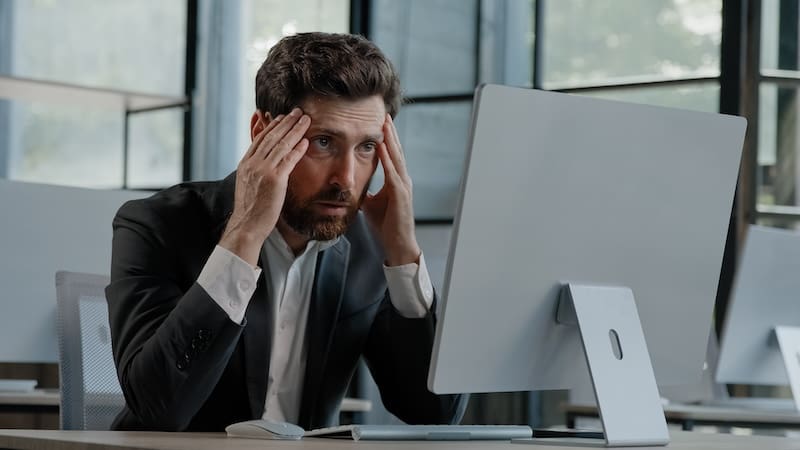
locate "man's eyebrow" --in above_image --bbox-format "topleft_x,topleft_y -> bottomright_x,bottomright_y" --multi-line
312,127 -> 384,142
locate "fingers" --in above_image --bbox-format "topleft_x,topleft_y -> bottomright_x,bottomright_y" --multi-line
276,137 -> 310,176
243,112 -> 283,160
266,114 -> 311,168
382,114 -> 412,185
377,141 -> 402,187
253,108 -> 307,160
260,113 -> 285,137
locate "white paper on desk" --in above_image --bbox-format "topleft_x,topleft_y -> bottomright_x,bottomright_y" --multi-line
0,379 -> 37,392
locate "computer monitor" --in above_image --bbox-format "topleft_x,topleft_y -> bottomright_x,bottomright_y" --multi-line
716,225 -> 800,411
427,85 -> 745,446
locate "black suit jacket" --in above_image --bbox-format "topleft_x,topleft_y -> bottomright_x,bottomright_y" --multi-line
105,173 -> 466,431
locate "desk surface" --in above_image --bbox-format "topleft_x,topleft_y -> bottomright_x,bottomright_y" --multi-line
0,430 -> 798,450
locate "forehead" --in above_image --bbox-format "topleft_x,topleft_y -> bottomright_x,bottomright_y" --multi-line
300,95 -> 386,135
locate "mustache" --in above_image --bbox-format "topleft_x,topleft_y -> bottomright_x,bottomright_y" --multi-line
312,187 -> 354,204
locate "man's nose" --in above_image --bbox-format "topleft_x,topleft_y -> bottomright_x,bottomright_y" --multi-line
330,151 -> 356,191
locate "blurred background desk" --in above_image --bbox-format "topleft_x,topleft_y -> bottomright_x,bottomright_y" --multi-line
0,389 -> 370,427
565,402 -> 800,432
0,390 -> 58,415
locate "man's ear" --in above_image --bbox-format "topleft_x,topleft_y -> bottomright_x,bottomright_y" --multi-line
249,110 -> 274,141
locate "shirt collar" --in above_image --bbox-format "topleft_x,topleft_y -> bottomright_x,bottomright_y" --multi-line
266,228 -> 339,261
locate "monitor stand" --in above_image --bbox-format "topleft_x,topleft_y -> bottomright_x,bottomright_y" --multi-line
516,284 -> 669,447
702,327 -> 800,413
773,326 -> 800,411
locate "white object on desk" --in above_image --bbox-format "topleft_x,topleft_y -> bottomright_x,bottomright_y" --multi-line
703,396 -> 796,411
304,424 -> 533,441
225,419 -> 304,440
0,379 -> 37,393
340,397 -> 372,412
0,388 -> 59,409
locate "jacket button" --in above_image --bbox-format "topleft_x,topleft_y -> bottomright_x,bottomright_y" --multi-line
176,360 -> 186,370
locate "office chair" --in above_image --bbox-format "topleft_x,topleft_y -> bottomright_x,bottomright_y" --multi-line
55,271 -> 125,430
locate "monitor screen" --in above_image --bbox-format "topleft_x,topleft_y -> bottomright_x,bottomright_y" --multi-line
428,85 -> 745,395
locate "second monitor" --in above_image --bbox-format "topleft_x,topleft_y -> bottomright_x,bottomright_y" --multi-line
716,225 -> 800,411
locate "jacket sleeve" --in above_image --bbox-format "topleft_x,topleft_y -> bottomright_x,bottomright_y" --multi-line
362,292 -> 468,424
105,199 -> 245,431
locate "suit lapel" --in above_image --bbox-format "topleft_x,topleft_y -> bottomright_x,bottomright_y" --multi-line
297,237 -> 350,426
242,253 -> 274,419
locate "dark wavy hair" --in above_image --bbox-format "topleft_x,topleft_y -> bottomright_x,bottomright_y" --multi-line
255,32 -> 402,118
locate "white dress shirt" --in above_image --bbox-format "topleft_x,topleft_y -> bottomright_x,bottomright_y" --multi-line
197,229 -> 434,424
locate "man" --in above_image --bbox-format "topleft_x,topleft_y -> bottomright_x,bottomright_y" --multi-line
106,32 -> 467,432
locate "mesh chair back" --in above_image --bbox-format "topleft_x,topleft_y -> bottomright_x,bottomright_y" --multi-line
56,271 -> 125,430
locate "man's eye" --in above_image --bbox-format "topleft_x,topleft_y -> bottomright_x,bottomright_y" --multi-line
314,137 -> 330,148
359,142 -> 377,153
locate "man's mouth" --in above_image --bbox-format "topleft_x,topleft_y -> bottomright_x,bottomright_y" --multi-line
313,201 -> 350,215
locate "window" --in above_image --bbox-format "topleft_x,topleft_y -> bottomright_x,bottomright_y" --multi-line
756,0 -> 800,231
241,0 -> 350,160
192,0 -> 350,181
0,0 -> 186,189
542,0 -> 721,113
370,0 -> 720,220
541,0 -> 720,86
371,0 -> 533,220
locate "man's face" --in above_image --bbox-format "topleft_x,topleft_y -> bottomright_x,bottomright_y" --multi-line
280,95 -> 385,241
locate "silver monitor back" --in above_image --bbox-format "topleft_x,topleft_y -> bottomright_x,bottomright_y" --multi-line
428,85 -> 745,394
716,225 -> 800,386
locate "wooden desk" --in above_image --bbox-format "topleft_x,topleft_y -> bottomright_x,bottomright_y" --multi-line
565,402 -> 800,431
0,429 -> 798,450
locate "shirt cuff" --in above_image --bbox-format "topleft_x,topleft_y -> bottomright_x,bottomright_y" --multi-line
383,252 -> 434,318
197,245 -> 261,324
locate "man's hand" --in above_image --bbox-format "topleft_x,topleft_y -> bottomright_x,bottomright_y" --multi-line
219,108 -> 311,265
361,114 -> 421,266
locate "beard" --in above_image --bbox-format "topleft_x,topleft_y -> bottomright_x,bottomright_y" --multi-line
282,183 -> 367,241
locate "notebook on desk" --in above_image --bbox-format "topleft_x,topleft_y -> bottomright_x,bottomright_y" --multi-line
304,424 -> 533,441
